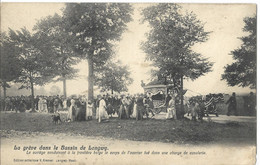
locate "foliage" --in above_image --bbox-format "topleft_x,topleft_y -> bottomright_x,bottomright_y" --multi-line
222,15 -> 256,89
141,4 -> 213,86
0,32 -> 21,89
8,28 -> 55,89
63,3 -> 133,64
62,3 -> 133,99
33,13 -> 79,81
94,60 -> 133,93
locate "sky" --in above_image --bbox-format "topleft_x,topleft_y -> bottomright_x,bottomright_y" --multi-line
1,2 -> 257,96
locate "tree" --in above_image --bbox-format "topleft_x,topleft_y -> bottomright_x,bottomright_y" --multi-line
94,60 -> 133,94
33,14 -> 80,98
8,28 -> 55,111
63,3 -> 133,100
141,4 -> 213,116
0,32 -> 22,99
222,15 -> 256,89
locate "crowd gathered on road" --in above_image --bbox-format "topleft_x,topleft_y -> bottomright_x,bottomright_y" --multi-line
0,91 -> 256,123
1,93 -> 166,122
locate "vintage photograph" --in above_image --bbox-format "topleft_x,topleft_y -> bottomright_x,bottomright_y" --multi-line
0,2 -> 257,165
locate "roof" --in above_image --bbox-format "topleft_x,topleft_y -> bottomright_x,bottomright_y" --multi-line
143,84 -> 167,89
145,79 -> 173,86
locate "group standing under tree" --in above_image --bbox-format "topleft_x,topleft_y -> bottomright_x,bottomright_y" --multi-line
1,91 -> 256,122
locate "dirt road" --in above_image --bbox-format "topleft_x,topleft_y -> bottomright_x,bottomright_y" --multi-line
154,112 -> 256,124
184,114 -> 256,123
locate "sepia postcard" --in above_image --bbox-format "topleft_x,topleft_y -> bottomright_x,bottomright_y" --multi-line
0,2 -> 257,165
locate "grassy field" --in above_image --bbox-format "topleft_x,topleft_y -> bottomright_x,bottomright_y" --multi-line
0,112 -> 256,145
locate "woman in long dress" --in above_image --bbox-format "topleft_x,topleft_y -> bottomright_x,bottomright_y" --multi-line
42,97 -> 48,112
38,97 -> 43,112
67,97 -> 75,122
166,94 -> 177,120
97,96 -> 109,123
86,100 -> 93,120
131,97 -> 137,118
63,98 -> 67,110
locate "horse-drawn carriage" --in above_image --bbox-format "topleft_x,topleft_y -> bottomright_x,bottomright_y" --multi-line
143,84 -> 168,114
142,83 -> 186,114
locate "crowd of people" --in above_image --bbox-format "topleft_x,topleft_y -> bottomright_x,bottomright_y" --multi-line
1,95 -> 65,113
0,93 -> 160,122
0,91 -> 256,122
187,92 -> 256,120
67,94 -> 158,122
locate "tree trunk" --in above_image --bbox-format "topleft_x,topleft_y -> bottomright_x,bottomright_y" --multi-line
30,80 -> 35,112
87,58 -> 94,101
3,85 -> 7,100
180,75 -> 184,119
2,85 -> 7,111
111,79 -> 114,95
62,75 -> 67,98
